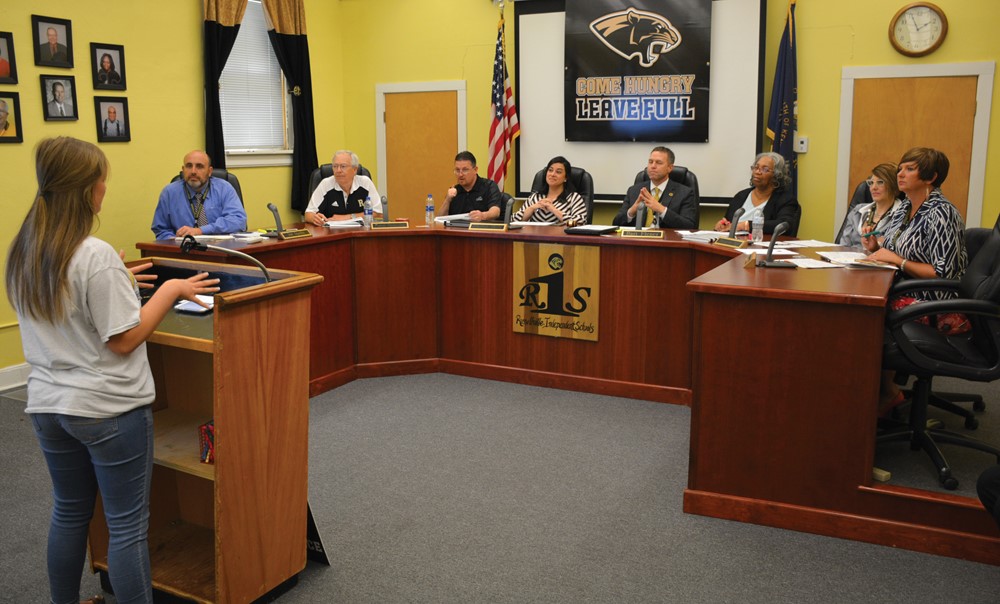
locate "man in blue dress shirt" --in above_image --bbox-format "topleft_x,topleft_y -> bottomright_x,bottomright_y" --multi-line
151,150 -> 247,240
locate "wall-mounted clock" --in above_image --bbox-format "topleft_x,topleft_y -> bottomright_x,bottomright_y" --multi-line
889,2 -> 948,57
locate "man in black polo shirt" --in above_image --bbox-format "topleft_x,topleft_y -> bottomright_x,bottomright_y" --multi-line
439,150 -> 502,221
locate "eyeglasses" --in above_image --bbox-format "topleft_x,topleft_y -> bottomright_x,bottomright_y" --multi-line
750,164 -> 772,174
866,179 -> 886,187
332,163 -> 354,171
454,167 -> 474,175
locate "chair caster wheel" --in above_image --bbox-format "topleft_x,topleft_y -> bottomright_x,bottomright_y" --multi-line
940,473 -> 959,490
965,416 -> 979,429
974,400 -> 986,412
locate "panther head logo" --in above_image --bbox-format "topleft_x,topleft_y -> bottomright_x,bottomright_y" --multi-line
590,8 -> 681,68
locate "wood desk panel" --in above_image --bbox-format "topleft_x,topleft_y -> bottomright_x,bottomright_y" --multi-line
436,232 -> 718,403
685,259 -> 1000,565
353,235 -> 439,367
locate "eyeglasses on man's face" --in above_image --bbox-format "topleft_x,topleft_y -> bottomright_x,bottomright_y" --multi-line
454,167 -> 474,175
332,163 -> 354,171
750,164 -> 772,174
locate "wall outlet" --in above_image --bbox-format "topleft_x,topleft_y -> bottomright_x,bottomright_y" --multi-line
794,135 -> 808,153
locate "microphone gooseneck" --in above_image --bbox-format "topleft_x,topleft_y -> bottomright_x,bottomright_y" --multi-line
764,221 -> 790,262
728,207 -> 746,238
180,235 -> 272,283
267,202 -> 284,232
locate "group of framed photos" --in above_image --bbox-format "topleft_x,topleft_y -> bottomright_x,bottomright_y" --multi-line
0,14 -> 131,144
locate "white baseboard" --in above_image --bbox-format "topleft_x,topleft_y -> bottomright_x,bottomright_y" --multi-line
0,363 -> 29,392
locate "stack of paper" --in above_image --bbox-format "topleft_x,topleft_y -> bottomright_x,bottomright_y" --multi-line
323,220 -> 363,228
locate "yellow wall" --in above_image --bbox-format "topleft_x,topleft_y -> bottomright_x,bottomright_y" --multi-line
765,0 -> 1000,239
0,0 -> 998,371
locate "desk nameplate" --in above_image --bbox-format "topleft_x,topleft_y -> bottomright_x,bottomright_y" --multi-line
620,229 -> 664,239
469,222 -> 508,232
371,221 -> 410,230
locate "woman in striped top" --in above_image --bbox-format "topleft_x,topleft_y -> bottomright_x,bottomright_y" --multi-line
513,156 -> 588,225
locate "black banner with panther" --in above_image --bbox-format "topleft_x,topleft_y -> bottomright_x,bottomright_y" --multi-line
565,0 -> 712,142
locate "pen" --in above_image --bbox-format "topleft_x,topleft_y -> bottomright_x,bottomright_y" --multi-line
862,230 -> 883,238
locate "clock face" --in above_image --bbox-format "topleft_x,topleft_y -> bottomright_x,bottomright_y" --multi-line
892,4 -> 947,56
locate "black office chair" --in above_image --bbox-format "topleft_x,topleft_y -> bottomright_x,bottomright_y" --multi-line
893,219 -> 1000,428
633,165 -> 701,227
170,168 -> 244,206
878,229 -> 1000,490
835,180 -> 873,245
306,163 -> 373,200
530,166 -> 595,224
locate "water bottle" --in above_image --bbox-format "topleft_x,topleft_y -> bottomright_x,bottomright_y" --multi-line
751,211 -> 764,243
425,194 -> 435,226
363,196 -> 373,230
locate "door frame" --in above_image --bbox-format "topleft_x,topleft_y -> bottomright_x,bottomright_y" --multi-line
835,62 -> 995,236
375,81 -> 468,197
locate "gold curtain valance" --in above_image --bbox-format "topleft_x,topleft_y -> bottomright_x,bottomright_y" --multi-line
262,0 -> 308,36
204,0 -> 248,27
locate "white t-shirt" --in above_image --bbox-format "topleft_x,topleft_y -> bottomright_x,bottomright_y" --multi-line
20,237 -> 154,418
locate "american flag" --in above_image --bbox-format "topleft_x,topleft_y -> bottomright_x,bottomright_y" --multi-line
487,15 -> 519,186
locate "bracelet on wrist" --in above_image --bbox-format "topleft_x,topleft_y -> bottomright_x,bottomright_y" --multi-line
900,259 -> 908,273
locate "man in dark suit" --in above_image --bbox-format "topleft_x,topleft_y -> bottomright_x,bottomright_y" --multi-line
38,27 -> 68,63
612,146 -> 697,229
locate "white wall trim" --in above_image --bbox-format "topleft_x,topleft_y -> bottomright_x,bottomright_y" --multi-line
0,363 -> 29,393
375,81 -> 467,197
836,61 -> 995,238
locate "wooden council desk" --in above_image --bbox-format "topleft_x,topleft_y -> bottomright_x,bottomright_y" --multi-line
138,224 -> 1000,565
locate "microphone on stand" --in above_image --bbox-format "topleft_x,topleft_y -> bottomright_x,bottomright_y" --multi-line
756,222 -> 795,268
180,234 -> 272,282
635,202 -> 647,230
728,207 -> 746,238
381,195 -> 389,222
504,196 -> 515,224
263,202 -> 284,238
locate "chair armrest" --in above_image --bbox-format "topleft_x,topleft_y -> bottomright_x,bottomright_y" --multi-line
889,278 -> 960,297
886,298 -> 1000,329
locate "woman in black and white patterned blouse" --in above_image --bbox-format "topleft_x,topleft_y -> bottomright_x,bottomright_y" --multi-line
514,156 -> 588,225
862,147 -> 967,293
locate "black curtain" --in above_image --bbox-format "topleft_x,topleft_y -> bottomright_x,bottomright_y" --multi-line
204,20 -> 241,169
267,30 -> 319,211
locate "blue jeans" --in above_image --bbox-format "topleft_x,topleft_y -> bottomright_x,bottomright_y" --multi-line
31,405 -> 154,604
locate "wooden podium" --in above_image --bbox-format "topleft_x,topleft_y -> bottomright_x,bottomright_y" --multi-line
86,257 -> 322,603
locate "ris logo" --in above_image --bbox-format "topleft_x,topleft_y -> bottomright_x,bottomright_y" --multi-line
590,8 -> 682,68
518,253 -> 591,317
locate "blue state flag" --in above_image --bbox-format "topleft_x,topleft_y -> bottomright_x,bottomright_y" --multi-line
767,0 -> 797,196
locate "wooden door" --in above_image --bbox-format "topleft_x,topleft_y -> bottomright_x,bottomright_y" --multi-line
850,76 -> 977,218
384,91 -> 458,221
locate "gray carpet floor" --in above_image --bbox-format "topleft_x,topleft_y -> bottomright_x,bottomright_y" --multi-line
3,373 -> 1000,603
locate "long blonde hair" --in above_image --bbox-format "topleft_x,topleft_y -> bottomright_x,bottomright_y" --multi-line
6,137 -> 109,322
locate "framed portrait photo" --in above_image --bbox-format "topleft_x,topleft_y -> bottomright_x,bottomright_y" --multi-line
40,75 -> 78,121
94,96 -> 130,142
91,43 -> 126,90
0,92 -> 24,143
0,32 -> 18,84
32,15 -> 73,68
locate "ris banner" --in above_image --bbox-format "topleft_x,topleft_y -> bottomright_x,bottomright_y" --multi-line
513,242 -> 600,342
565,0 -> 712,142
